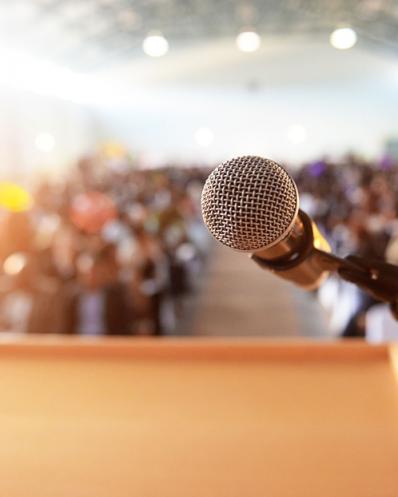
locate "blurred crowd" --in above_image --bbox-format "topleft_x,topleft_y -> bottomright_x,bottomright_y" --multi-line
294,154 -> 398,339
1,151 -> 398,340
0,155 -> 211,336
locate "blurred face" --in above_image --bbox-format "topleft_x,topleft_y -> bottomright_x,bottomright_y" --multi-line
15,261 -> 37,291
347,209 -> 367,236
79,261 -> 106,290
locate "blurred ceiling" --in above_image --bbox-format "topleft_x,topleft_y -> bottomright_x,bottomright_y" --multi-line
0,0 -> 398,71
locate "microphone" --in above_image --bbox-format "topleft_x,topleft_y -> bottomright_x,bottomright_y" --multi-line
201,155 -> 332,290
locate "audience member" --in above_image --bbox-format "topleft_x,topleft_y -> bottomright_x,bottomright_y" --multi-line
294,154 -> 398,337
0,155 -> 210,335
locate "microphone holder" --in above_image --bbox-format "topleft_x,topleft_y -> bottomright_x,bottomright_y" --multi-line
315,249 -> 398,320
253,210 -> 398,320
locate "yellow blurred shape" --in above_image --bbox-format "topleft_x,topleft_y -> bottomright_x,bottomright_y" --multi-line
3,253 -> 27,275
0,182 -> 32,212
101,142 -> 127,158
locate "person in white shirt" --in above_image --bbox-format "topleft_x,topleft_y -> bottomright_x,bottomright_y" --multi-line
64,248 -> 132,336
366,304 -> 398,343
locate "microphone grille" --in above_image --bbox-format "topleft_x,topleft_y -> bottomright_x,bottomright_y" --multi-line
201,156 -> 299,251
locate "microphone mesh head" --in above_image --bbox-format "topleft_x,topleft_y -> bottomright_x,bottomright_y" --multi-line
201,156 -> 299,251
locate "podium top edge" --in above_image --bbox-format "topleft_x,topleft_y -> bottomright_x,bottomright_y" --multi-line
0,335 -> 391,362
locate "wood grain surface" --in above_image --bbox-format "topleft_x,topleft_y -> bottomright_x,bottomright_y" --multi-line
0,337 -> 396,497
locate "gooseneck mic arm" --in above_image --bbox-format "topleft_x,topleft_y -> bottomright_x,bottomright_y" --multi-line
253,211 -> 398,320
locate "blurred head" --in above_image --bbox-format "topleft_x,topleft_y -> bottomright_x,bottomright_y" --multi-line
76,245 -> 119,290
3,253 -> 39,292
76,254 -> 105,290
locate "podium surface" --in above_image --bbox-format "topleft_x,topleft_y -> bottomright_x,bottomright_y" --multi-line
0,338 -> 397,497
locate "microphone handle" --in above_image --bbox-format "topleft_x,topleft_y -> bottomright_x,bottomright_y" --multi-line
252,249 -> 330,290
251,210 -> 362,290
252,209 -> 398,304
251,210 -> 332,290
255,238 -> 398,318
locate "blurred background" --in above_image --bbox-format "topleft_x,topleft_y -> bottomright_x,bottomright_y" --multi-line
0,0 -> 398,340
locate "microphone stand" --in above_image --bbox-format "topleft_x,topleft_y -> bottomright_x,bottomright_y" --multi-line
253,210 -> 398,319
314,249 -> 398,320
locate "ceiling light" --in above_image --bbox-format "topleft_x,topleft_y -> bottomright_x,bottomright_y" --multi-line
330,27 -> 357,50
194,127 -> 214,147
287,125 -> 307,144
143,34 -> 169,57
236,31 -> 261,53
35,132 -> 55,152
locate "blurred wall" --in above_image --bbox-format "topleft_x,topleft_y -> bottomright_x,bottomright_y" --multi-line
95,37 -> 398,165
1,35 -> 397,173
0,88 -> 100,180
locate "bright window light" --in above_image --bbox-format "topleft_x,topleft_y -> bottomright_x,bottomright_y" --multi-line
236,31 -> 261,53
143,34 -> 169,57
35,132 -> 55,153
194,127 -> 214,147
330,27 -> 357,50
0,48 -> 117,105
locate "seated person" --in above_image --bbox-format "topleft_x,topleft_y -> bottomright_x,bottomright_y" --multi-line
0,252 -> 64,334
64,248 -> 132,336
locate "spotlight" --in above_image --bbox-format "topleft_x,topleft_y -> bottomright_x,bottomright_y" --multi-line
236,31 -> 261,52
330,27 -> 357,50
143,34 -> 169,57
35,132 -> 55,152
194,127 -> 214,148
287,125 -> 307,144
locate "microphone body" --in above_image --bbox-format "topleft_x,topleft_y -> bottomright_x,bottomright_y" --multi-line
202,155 -> 398,314
201,156 -> 332,290
250,209 -> 331,290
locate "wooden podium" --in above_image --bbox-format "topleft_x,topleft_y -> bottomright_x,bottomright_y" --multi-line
0,337 -> 397,497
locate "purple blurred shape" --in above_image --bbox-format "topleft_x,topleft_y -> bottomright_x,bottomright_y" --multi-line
380,154 -> 394,171
309,160 -> 326,177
